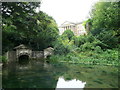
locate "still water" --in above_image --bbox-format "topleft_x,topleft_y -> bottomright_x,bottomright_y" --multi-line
2,60 -> 118,88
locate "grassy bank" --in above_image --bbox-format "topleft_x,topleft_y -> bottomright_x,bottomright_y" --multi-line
50,49 -> 118,66
51,29 -> 119,66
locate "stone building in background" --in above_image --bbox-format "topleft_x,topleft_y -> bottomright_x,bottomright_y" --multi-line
59,21 -> 87,36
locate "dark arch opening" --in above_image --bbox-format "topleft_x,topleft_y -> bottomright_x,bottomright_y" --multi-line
46,55 -> 51,59
18,55 -> 29,65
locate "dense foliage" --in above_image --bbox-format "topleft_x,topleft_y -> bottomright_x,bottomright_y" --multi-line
2,2 -> 59,54
51,33 -> 118,66
1,1 -> 119,66
90,2 -> 119,48
50,1 -> 119,66
53,30 -> 75,55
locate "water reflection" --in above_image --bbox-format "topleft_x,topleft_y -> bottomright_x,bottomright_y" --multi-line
2,60 -> 118,88
56,77 -> 86,88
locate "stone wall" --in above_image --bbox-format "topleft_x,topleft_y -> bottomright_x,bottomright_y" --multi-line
5,51 -> 44,62
16,49 -> 32,58
5,47 -> 53,62
5,51 -> 16,62
44,47 -> 54,58
31,51 -> 44,59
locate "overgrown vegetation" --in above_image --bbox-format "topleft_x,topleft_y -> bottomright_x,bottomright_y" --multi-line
2,1 -> 119,66
50,1 -> 119,66
50,33 -> 118,66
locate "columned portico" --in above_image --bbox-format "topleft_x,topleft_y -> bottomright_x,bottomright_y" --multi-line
59,21 -> 87,36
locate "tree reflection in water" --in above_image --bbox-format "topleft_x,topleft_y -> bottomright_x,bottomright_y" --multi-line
2,60 -> 118,88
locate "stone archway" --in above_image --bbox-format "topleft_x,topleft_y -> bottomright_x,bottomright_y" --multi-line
14,44 -> 32,60
19,55 -> 29,60
18,55 -> 29,64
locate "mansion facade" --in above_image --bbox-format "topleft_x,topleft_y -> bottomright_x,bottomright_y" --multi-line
59,21 -> 87,36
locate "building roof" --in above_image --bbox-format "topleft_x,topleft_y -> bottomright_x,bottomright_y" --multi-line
75,22 -> 83,25
59,21 -> 75,27
14,44 -> 29,49
59,21 -> 83,27
62,21 -> 75,25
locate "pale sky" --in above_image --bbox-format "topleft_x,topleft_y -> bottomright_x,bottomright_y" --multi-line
39,0 -> 99,26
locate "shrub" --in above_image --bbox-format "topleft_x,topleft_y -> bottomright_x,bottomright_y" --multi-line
78,35 -> 87,47
72,36 -> 79,47
62,29 -> 74,40
80,42 -> 94,51
86,34 -> 95,43
94,46 -> 103,53
0,56 -> 8,63
54,42 -> 70,55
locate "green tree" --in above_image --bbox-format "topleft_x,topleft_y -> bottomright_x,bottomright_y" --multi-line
61,29 -> 74,40
2,2 -> 41,53
2,2 -> 59,53
90,1 -> 119,48
33,11 -> 59,50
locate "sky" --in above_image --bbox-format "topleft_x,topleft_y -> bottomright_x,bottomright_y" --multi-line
38,0 -> 99,26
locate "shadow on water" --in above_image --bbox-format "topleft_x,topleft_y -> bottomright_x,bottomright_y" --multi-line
18,55 -> 29,65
